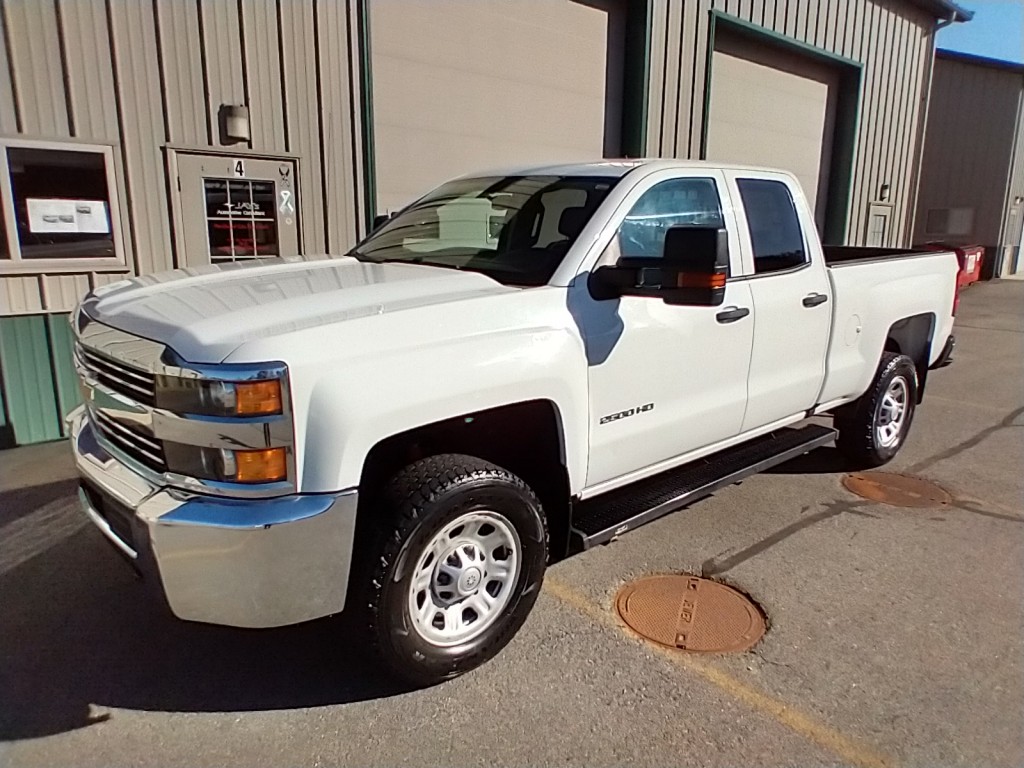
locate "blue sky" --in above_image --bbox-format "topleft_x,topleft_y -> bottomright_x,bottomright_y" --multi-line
937,0 -> 1024,63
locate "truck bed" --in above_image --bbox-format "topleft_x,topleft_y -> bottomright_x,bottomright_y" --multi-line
822,245 -> 939,266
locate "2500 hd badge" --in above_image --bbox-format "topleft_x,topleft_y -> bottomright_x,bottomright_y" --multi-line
600,403 -> 655,424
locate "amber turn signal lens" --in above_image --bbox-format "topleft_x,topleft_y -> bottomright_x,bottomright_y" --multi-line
676,272 -> 727,289
234,447 -> 288,483
234,380 -> 283,415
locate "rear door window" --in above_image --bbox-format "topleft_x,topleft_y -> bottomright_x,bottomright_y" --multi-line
737,179 -> 807,274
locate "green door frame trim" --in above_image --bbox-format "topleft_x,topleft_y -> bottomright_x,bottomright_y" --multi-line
356,0 -> 377,234
621,0 -> 653,158
699,10 -> 864,245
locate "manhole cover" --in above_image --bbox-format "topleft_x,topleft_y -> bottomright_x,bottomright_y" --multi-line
843,472 -> 951,508
614,575 -> 765,653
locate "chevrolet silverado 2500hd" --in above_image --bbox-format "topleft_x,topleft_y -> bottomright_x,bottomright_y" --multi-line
69,160 -> 958,685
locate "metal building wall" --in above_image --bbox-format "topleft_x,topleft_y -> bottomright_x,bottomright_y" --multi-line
914,55 -> 1024,269
0,0 -> 366,445
0,0 -> 367,317
645,0 -> 936,247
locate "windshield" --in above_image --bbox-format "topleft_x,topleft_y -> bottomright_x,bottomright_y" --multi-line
350,175 -> 619,286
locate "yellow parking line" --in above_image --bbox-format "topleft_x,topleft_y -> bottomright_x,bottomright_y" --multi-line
543,577 -> 894,768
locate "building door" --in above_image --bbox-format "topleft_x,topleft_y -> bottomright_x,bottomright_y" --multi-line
865,203 -> 892,247
173,154 -> 299,267
706,30 -> 840,232
370,0 -> 626,213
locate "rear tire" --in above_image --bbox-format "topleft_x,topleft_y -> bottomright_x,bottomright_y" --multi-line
360,454 -> 547,687
835,352 -> 918,467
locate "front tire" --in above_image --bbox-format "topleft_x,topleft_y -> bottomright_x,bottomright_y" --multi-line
362,454 -> 547,687
835,352 -> 918,467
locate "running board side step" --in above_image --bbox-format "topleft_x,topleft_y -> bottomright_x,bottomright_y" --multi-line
570,424 -> 837,550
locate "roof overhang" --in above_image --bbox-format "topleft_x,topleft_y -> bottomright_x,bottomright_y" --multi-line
910,0 -> 974,22
937,48 -> 1024,74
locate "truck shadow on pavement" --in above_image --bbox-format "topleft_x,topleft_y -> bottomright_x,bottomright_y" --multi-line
0,493 -> 413,742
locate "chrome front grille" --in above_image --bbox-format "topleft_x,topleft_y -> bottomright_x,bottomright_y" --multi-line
91,408 -> 167,473
76,344 -> 157,406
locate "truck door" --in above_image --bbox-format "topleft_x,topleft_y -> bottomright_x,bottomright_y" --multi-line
581,170 -> 754,488
728,174 -> 832,432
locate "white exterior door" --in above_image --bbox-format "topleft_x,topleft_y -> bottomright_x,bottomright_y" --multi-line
582,171 -> 754,488
727,174 -> 832,432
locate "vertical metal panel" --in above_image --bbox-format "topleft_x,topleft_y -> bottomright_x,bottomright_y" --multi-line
316,0 -> 361,250
659,0 -> 683,155
108,0 -> 173,275
89,272 -> 129,290
914,56 -> 1022,252
0,8 -> 18,133
56,0 -> 118,140
0,276 -> 44,314
199,0 -> 245,143
1003,94 -> 1024,253
279,0 -> 326,252
46,312 -> 80,430
680,0 -> 702,158
2,0 -> 69,135
645,0 -> 669,155
154,0 -> 208,144
41,274 -> 90,312
239,0 -> 285,152
0,315 -> 61,444
689,0 -> 712,159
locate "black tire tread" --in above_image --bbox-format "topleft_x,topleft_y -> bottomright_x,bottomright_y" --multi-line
835,352 -> 917,467
361,453 -> 547,684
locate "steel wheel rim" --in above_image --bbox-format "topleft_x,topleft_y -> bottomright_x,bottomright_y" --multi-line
407,511 -> 521,647
876,376 -> 909,448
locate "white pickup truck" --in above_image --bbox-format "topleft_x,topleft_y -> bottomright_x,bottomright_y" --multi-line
69,160 -> 958,685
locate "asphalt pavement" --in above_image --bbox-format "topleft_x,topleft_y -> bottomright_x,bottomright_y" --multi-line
1,280 -> 1021,768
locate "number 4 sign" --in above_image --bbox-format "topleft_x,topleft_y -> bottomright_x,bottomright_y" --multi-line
232,160 -> 245,178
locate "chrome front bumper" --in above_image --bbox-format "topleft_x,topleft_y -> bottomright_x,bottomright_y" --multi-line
70,406 -> 358,628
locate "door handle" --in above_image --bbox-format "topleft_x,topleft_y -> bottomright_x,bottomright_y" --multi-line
802,293 -> 829,307
715,306 -> 750,324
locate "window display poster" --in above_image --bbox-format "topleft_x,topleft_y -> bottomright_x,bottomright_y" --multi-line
27,198 -> 110,234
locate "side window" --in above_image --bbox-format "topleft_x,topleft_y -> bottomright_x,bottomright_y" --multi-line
618,177 -> 724,259
736,178 -> 807,274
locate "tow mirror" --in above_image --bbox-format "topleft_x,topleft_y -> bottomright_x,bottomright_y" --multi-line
659,226 -> 728,306
589,226 -> 728,307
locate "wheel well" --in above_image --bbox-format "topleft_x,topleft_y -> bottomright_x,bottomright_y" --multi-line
359,400 -> 573,561
885,313 -> 935,402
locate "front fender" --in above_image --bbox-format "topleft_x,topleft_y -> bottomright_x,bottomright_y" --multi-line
295,327 -> 590,495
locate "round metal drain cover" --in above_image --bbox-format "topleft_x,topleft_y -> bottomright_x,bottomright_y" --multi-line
843,471 -> 952,508
615,575 -> 765,653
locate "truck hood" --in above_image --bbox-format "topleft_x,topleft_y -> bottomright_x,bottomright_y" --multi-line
83,257 -> 517,363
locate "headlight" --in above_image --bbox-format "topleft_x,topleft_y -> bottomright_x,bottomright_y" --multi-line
164,443 -> 289,484
155,376 -> 283,416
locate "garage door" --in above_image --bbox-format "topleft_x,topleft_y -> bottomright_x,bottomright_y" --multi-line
371,0 -> 623,213
706,31 -> 839,230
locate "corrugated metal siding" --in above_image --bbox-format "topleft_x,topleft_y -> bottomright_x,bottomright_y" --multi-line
2,0 -> 69,136
240,0 -> 286,152
647,0 -> 936,246
915,57 -> 1023,252
0,315 -> 65,444
0,0 -> 366,320
279,0 -> 327,253
0,8 -> 19,133
154,0 -> 208,145
108,0 -> 173,276
57,0 -> 118,139
998,83 -> 1024,263
1,0 -> 366,444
